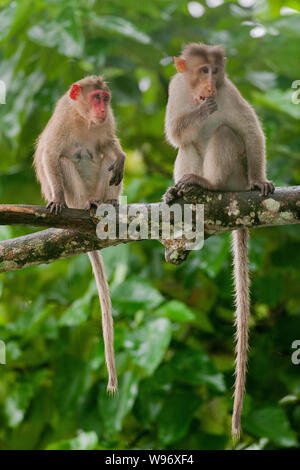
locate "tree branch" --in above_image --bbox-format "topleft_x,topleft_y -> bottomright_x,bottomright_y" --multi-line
0,186 -> 299,272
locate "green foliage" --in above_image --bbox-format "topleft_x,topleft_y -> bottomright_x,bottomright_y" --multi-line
0,0 -> 299,450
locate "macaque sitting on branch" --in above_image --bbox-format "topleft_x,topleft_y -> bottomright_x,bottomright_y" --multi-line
34,75 -> 126,394
164,42 -> 275,441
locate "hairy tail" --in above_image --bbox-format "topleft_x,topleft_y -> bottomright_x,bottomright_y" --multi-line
231,228 -> 250,442
88,251 -> 118,394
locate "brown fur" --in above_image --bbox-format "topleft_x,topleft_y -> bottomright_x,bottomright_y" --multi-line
34,75 -> 126,393
164,44 -> 274,441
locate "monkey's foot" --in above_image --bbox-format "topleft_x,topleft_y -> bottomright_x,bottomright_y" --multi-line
175,174 -> 211,198
250,180 -> 275,196
47,201 -> 66,215
85,199 -> 103,211
163,186 -> 179,204
85,199 -> 119,216
104,199 -> 119,206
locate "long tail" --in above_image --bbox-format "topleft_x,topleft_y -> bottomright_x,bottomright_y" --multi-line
231,228 -> 250,442
88,251 -> 118,394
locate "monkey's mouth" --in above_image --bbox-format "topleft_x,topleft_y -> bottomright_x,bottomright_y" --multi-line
194,95 -> 210,105
92,116 -> 106,125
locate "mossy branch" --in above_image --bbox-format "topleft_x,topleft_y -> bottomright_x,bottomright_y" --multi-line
0,186 -> 299,272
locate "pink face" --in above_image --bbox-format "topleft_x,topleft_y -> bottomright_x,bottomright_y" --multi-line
89,89 -> 111,122
69,84 -> 111,124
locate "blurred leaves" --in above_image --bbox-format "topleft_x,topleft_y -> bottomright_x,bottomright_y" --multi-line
125,318 -> 172,375
111,278 -> 164,313
0,0 -> 299,451
245,406 -> 297,448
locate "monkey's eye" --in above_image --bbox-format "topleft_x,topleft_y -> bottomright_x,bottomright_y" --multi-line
212,67 -> 218,74
201,66 -> 209,74
94,93 -> 101,100
103,95 -> 109,102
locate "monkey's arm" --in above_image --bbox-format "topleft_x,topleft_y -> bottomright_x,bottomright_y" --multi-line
164,145 -> 213,203
234,97 -> 274,196
168,98 -> 217,146
85,139 -> 125,210
106,138 -> 126,186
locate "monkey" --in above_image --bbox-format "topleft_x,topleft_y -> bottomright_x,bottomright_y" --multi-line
34,75 -> 126,394
163,43 -> 275,441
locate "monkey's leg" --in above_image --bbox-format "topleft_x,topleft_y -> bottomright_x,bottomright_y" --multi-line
60,157 -> 87,209
202,125 -> 247,191
42,152 -> 67,214
88,251 -> 118,394
85,155 -> 121,210
231,228 -> 250,442
174,144 -> 203,183
164,145 -> 202,203
34,147 -> 52,202
104,181 -> 122,206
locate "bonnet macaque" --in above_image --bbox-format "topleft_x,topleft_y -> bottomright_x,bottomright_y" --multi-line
164,43 -> 274,440
34,75 -> 126,394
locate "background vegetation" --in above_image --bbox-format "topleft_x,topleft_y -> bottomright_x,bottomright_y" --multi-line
0,0 -> 299,450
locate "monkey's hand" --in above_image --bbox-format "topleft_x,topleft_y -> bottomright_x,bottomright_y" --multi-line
47,200 -> 66,215
198,97 -> 218,119
108,154 -> 125,186
163,186 -> 179,204
250,180 -> 275,196
175,174 -> 212,198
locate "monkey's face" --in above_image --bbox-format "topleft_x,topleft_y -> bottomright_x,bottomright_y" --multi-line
88,89 -> 111,124
69,83 -> 111,125
186,56 -> 222,105
175,54 -> 225,105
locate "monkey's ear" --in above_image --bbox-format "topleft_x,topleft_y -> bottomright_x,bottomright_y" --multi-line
174,57 -> 185,73
69,84 -> 81,100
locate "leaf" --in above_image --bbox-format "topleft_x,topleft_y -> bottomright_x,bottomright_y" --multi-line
158,391 -> 199,445
253,273 -> 283,307
196,235 -> 230,278
245,406 -> 297,447
4,370 -> 48,428
0,3 -> 16,41
4,382 -> 35,428
28,9 -> 84,58
111,278 -> 164,313
59,289 -> 92,327
46,431 -> 98,450
98,371 -> 139,434
154,300 -> 195,323
254,89 -> 300,119
125,318 -> 172,375
167,348 -> 226,393
53,356 -> 90,414
90,15 -> 151,44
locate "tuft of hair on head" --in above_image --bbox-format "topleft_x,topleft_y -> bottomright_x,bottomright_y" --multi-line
77,75 -> 109,91
182,42 -> 225,64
